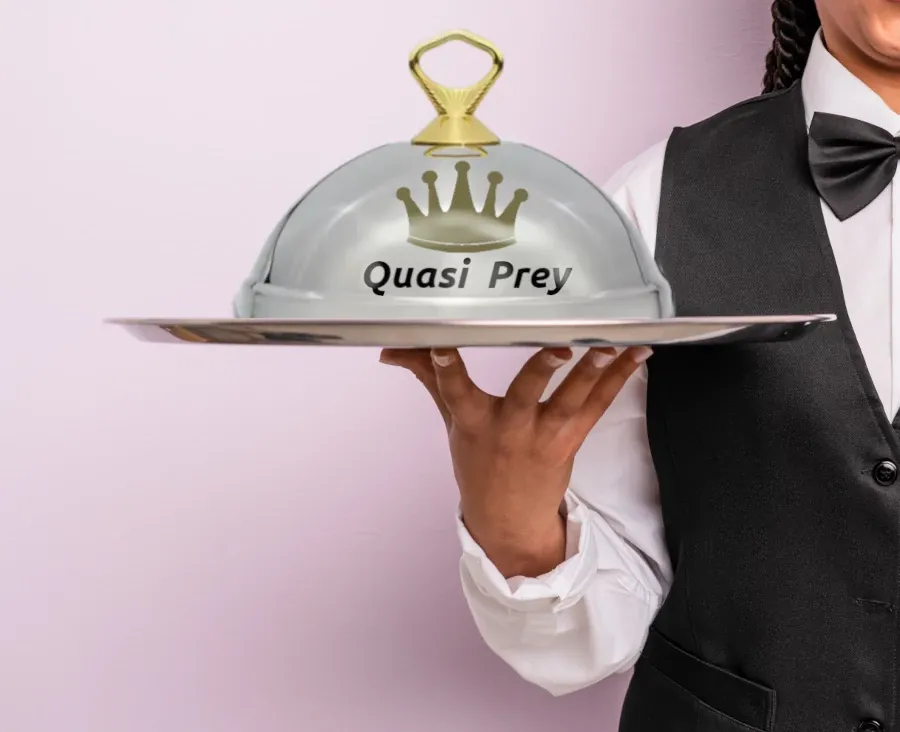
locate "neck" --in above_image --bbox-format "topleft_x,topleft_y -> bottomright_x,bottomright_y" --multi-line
821,28 -> 900,114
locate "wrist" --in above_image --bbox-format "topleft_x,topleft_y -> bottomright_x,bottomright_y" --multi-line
462,507 -> 567,579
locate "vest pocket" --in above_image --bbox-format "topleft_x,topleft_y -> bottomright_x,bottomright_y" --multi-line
619,627 -> 776,732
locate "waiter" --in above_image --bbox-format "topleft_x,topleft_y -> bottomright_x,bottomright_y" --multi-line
380,0 -> 900,729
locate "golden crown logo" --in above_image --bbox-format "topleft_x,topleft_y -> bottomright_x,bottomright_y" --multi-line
396,161 -> 528,253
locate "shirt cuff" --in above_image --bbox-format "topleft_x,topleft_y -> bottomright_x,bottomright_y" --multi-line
457,492 -> 601,613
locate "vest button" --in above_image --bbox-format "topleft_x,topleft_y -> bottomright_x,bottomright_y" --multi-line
873,460 -> 899,486
857,721 -> 883,732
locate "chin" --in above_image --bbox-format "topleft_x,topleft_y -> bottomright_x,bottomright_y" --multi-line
862,1 -> 900,64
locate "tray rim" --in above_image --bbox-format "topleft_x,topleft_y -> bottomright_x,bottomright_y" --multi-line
105,313 -> 837,328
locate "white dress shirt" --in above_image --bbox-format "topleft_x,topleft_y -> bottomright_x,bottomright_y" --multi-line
456,30 -> 899,698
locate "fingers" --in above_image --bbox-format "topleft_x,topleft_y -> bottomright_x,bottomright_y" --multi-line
380,348 -> 429,368
380,348 -> 450,424
542,347 -> 618,420
380,344 -> 652,442
429,349 -> 492,429
569,346 -> 653,439
380,348 -> 492,430
502,348 -> 573,415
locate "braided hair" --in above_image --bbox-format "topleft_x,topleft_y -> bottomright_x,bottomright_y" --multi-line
762,0 -> 821,93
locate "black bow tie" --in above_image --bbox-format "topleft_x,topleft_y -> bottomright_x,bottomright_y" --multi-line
808,111 -> 900,221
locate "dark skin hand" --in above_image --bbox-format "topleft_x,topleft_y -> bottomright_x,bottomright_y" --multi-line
380,345 -> 652,578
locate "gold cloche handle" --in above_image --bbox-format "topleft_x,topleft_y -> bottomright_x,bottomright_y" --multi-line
409,29 -> 504,148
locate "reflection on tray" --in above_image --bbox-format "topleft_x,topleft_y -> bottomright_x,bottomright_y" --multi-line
163,325 -> 345,345
258,332 -> 344,344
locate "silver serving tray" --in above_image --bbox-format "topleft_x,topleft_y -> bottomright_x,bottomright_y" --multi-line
106,314 -> 836,347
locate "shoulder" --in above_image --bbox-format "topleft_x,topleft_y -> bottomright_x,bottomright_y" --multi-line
599,87 -> 795,250
671,86 -> 796,151
603,88 -> 794,198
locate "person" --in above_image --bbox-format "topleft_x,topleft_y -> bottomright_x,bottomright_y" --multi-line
380,0 -> 900,729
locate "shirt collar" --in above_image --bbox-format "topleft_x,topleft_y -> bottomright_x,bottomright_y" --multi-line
801,28 -> 900,134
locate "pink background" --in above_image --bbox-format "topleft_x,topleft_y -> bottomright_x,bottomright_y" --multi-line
8,2 -> 770,730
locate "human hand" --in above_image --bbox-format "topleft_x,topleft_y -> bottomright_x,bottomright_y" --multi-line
379,345 -> 652,577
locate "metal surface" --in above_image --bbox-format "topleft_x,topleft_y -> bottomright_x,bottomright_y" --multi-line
408,29 -> 503,148
108,314 -> 836,348
233,141 -> 676,322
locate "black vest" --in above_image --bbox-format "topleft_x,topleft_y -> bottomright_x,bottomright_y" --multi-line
619,82 -> 900,732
